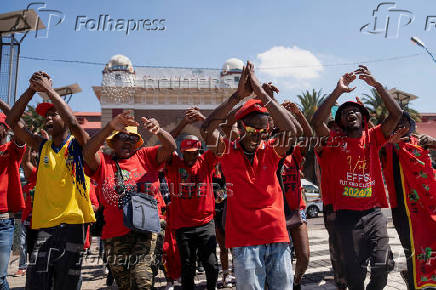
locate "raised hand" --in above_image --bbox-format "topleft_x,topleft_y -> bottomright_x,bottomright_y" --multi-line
109,111 -> 139,132
185,107 -> 206,123
418,134 -> 436,148
388,127 -> 409,144
247,61 -> 262,92
336,72 -> 356,94
282,101 -> 301,115
29,71 -> 53,93
262,82 -> 279,99
141,117 -> 160,135
237,61 -> 253,99
354,65 -> 378,87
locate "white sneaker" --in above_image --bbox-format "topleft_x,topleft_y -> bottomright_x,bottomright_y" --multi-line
165,281 -> 175,290
223,272 -> 234,288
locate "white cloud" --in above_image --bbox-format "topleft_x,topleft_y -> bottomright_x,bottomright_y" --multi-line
256,46 -> 324,80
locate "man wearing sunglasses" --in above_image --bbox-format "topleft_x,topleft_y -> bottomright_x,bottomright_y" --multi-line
202,61 -> 299,290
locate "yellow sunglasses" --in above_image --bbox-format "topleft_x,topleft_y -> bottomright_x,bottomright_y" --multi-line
241,121 -> 269,134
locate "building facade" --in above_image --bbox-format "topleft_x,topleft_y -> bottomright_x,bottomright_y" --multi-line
93,54 -> 243,144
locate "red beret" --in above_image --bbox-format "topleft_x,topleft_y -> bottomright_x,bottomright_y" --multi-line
235,99 -> 268,121
36,102 -> 55,117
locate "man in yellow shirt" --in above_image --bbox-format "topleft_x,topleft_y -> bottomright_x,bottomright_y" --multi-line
7,71 -> 95,290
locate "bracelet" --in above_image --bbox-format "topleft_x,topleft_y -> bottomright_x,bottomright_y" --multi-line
264,98 -> 273,107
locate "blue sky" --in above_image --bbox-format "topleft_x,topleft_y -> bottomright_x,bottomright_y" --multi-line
3,0 -> 436,113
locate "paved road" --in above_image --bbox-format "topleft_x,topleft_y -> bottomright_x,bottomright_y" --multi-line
8,212 -> 408,289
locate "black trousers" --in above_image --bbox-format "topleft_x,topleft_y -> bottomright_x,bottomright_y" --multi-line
26,223 -> 86,290
392,207 -> 415,290
323,204 -> 347,288
335,208 -> 394,290
175,220 -> 219,290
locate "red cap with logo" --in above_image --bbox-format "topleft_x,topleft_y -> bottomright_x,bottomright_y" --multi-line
180,139 -> 201,152
235,99 -> 268,121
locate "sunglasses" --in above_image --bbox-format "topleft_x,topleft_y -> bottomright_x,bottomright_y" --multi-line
115,133 -> 140,143
241,121 -> 269,135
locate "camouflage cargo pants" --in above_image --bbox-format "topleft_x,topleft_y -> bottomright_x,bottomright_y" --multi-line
104,231 -> 157,290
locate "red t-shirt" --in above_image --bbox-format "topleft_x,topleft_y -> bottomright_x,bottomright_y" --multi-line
381,143 -> 399,208
0,141 -> 26,213
281,146 -> 306,210
316,152 -> 332,206
219,139 -> 290,248
89,146 -> 162,239
165,150 -> 217,230
318,125 -> 389,211
89,182 -> 99,208
21,167 -> 37,222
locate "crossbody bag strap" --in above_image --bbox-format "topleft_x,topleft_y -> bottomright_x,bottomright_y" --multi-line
112,157 -> 128,208
292,154 -> 302,208
277,156 -> 292,216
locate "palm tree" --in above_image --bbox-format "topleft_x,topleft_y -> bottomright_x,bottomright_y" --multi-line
22,104 -> 45,133
362,88 -> 421,125
296,89 -> 326,121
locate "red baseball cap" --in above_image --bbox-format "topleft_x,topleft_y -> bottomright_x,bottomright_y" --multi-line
180,139 -> 201,152
235,99 -> 268,121
36,102 -> 55,117
0,113 -> 9,129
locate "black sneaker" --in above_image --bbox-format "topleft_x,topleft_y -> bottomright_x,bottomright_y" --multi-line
293,283 -> 301,290
106,270 -> 114,286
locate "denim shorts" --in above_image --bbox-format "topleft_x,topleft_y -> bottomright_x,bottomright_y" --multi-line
233,242 -> 293,290
300,209 -> 307,223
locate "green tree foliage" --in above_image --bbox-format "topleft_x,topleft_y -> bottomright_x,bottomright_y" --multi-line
362,88 -> 421,125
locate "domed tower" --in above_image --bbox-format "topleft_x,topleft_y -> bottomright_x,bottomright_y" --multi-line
220,58 -> 243,88
102,54 -> 136,87
101,54 -> 136,104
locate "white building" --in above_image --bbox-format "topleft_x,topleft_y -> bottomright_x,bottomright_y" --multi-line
93,55 -> 243,144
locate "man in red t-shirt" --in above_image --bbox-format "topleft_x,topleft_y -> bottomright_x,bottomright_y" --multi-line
311,65 -> 402,290
202,61 -> 299,289
0,103 -> 26,289
0,100 -> 26,289
165,134 -> 219,290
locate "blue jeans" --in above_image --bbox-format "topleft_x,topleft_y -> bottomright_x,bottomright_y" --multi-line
18,221 -> 27,270
0,218 -> 15,290
233,242 -> 293,290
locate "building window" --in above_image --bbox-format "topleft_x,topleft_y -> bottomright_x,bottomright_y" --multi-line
234,76 -> 240,82
115,74 -> 121,80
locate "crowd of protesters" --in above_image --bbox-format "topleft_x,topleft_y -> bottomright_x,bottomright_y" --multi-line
0,62 -> 434,290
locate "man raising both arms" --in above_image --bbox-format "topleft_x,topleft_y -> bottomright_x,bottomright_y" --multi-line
7,72 -> 95,290
311,65 -> 401,290
202,61 -> 298,290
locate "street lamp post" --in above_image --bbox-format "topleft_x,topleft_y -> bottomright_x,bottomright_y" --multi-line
411,36 -> 436,64
0,9 -> 45,106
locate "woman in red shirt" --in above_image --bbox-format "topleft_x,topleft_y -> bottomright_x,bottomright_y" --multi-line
83,111 -> 176,290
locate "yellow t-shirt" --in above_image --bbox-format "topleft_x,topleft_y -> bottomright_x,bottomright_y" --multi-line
32,136 -> 95,229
